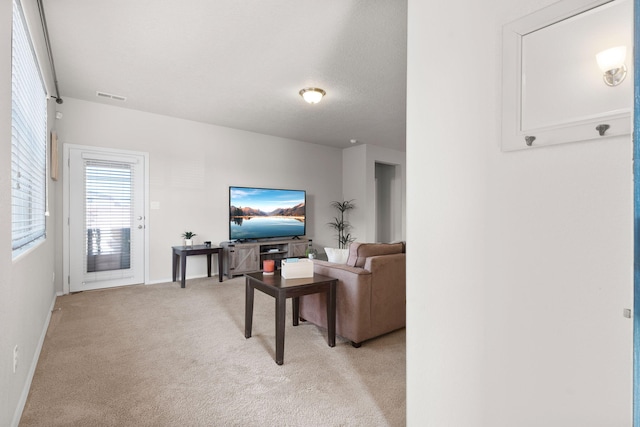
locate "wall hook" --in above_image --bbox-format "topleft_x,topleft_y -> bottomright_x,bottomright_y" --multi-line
525,136 -> 536,146
596,124 -> 610,136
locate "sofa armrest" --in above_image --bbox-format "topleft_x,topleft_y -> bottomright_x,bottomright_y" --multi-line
299,259 -> 373,343
312,259 -> 371,275
365,253 -> 406,333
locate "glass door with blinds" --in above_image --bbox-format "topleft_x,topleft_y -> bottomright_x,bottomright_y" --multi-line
68,147 -> 145,292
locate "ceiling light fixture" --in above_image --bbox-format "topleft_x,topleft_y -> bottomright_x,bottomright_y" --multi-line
299,87 -> 326,104
596,46 -> 627,87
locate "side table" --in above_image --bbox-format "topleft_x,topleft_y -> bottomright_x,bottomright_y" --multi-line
244,271 -> 337,365
172,245 -> 223,288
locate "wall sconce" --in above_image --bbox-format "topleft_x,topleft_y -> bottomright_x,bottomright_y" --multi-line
299,87 -> 326,104
596,46 -> 627,86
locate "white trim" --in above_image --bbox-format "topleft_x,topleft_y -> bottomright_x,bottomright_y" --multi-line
145,273 -> 221,286
62,143 -> 150,294
62,144 -> 70,294
11,294 -> 56,427
145,279 -> 173,285
80,152 -> 140,163
11,237 -> 46,264
500,0 -> 632,151
143,152 -> 150,287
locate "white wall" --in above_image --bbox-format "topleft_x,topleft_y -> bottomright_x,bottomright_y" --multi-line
485,136 -> 632,425
55,98 -> 344,285
407,0 -> 632,425
1,1 -> 59,425
406,0 -> 488,423
343,144 -> 406,244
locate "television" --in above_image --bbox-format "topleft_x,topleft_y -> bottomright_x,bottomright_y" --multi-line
229,186 -> 306,241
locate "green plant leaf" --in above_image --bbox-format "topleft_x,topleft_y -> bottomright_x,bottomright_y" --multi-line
331,199 -> 355,212
328,199 -> 356,248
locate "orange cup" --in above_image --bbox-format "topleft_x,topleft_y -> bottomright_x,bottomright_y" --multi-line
263,259 -> 275,273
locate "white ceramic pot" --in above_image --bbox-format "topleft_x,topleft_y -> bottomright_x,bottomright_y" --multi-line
184,239 -> 193,246
324,247 -> 349,264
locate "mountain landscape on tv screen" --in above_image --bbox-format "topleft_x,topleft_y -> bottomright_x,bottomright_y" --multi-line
230,202 -> 305,218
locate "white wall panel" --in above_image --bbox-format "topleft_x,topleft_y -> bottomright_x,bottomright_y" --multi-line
407,0 -> 633,425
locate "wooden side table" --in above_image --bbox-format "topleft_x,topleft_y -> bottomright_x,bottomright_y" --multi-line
172,245 -> 223,288
244,271 -> 337,365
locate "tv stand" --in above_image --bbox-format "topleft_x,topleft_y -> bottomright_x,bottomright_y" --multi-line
221,238 -> 311,279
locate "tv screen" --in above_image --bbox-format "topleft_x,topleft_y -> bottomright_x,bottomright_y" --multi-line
229,186 -> 306,240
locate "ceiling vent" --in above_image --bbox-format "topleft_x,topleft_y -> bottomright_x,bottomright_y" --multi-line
96,91 -> 127,102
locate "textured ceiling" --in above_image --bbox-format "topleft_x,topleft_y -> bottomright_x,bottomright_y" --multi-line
43,0 -> 407,151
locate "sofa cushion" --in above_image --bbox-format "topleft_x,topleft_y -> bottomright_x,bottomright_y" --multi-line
346,242 -> 405,268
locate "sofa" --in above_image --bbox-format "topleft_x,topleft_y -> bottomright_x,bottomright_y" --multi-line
299,242 -> 406,347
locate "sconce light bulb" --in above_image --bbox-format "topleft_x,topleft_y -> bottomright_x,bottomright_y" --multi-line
596,46 -> 626,72
596,46 -> 627,86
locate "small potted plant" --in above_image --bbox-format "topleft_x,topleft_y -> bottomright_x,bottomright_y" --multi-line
182,231 -> 196,247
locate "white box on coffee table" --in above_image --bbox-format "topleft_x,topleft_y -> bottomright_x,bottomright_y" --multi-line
281,258 -> 314,279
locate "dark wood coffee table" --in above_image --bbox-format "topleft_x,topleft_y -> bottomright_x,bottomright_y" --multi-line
244,271 -> 337,365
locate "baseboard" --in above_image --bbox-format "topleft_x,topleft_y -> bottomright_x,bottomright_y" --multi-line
145,278 -> 172,285
11,294 -> 57,427
145,274 -> 219,286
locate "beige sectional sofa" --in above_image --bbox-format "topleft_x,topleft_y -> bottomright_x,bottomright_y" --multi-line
299,242 -> 406,347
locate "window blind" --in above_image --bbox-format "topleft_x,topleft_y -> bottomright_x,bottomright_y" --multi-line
11,0 -> 47,255
84,160 -> 133,274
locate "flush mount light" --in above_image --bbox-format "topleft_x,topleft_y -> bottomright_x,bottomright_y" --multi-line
596,46 -> 627,87
299,87 -> 326,104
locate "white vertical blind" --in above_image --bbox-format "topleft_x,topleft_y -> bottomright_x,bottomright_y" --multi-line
11,0 -> 47,255
84,160 -> 133,274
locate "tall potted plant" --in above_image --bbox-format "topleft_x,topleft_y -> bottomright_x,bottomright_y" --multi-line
325,199 -> 355,263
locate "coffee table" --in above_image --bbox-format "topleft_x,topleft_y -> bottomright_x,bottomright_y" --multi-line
244,271 -> 337,365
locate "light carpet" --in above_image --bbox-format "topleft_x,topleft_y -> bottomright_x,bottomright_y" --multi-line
20,276 -> 406,426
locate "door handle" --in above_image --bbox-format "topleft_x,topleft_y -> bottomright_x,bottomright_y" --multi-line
137,216 -> 143,220
138,225 -> 143,229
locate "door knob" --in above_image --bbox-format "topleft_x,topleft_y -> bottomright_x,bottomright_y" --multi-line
138,225 -> 143,229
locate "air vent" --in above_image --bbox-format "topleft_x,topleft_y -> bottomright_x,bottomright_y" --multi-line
96,91 -> 127,102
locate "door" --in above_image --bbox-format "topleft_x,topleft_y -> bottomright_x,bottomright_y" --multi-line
68,147 -> 146,292
229,244 -> 259,275
375,162 -> 402,243
289,241 -> 309,258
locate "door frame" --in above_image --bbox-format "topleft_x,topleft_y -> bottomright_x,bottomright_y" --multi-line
62,143 -> 150,294
633,0 -> 639,424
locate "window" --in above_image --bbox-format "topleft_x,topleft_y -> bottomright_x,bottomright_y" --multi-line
11,0 -> 48,257
84,160 -> 133,273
